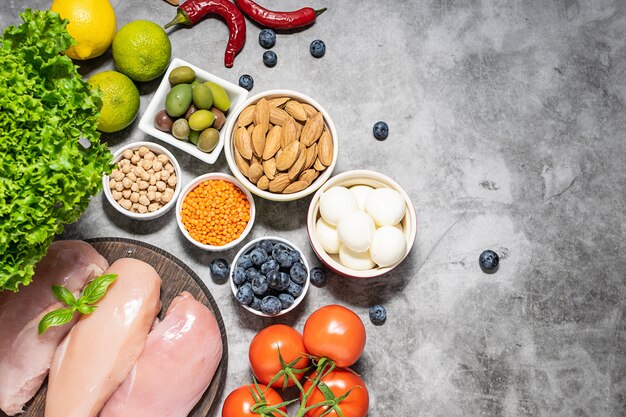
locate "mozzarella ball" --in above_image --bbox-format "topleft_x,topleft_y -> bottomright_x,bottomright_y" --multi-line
319,186 -> 359,225
336,211 -> 375,253
370,226 -> 407,267
316,217 -> 341,254
365,188 -> 406,226
339,244 -> 376,270
350,185 -> 374,211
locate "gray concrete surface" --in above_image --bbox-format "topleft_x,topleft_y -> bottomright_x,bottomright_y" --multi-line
2,1 -> 625,416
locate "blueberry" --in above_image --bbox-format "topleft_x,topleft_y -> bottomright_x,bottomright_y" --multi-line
287,280 -> 303,298
233,266 -> 247,285
288,250 -> 301,264
261,259 -> 279,276
237,254 -> 253,269
258,29 -> 276,49
251,274 -> 268,296
250,248 -> 268,266
373,121 -> 389,141
236,284 -> 254,305
309,39 -> 326,58
209,258 -> 230,280
258,240 -> 274,254
278,293 -> 295,309
309,267 -> 327,287
369,305 -> 387,325
268,270 -> 290,291
275,249 -> 292,268
250,297 -> 262,311
238,74 -> 254,91
272,243 -> 289,259
260,295 -> 282,315
479,250 -> 499,272
245,267 -> 262,283
263,50 -> 277,68
290,262 -> 307,285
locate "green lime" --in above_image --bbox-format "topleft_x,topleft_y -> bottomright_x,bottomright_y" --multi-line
88,71 -> 140,133
113,20 -> 171,82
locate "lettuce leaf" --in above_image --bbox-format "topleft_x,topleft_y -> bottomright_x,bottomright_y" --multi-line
0,10 -> 112,292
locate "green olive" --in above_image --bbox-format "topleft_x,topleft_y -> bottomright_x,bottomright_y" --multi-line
192,83 -> 213,110
197,128 -> 219,153
191,80 -> 201,90
168,66 -> 196,85
210,107 -> 226,130
204,81 -> 230,112
188,109 -> 215,131
189,129 -> 200,145
172,118 -> 190,140
165,84 -> 192,117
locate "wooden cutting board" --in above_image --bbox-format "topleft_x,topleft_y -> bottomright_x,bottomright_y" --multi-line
1,237 -> 228,417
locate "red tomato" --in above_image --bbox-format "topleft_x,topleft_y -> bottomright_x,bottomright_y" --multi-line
303,305 -> 366,367
302,368 -> 369,417
222,384 -> 285,417
249,324 -> 309,387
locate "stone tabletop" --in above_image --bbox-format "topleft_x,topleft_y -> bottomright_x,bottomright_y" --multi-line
2,1 -> 625,416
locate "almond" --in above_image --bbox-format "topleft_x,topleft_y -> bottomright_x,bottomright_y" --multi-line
268,96 -> 290,108
269,174 -> 290,193
300,112 -> 324,146
318,128 -> 333,166
234,126 -> 253,160
288,143 -> 307,180
257,175 -> 270,190
283,181 -> 309,194
276,141 -> 301,171
252,123 -> 268,158
248,162 -> 264,184
263,158 -> 277,180
299,169 -> 319,184
313,157 -> 326,171
281,118 -> 297,148
263,125 -> 282,160
295,121 -> 303,141
254,98 -> 270,126
235,150 -> 250,177
269,107 -> 291,126
304,143 -> 317,170
285,100 -> 307,121
247,124 -> 254,138
237,105 -> 255,127
251,153 -> 262,166
301,102 -> 318,117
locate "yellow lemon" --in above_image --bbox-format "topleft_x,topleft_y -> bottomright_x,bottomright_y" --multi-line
88,71 -> 140,133
113,20 -> 172,82
51,0 -> 116,60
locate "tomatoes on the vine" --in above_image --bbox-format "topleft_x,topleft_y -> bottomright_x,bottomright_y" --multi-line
303,305 -> 366,367
221,384 -> 285,417
249,324 -> 310,387
302,368 -> 369,417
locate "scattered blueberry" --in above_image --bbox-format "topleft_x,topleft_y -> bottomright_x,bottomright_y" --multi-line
263,50 -> 277,67
290,262 -> 307,285
258,240 -> 274,254
236,284 -> 254,305
479,250 -> 499,272
258,29 -> 276,49
309,39 -> 326,58
278,293 -> 295,309
275,249 -> 293,268
369,305 -> 387,325
288,250 -> 301,264
260,295 -> 282,315
237,254 -> 253,269
309,267 -> 327,287
287,280 -> 303,298
267,270 -> 290,291
373,121 -> 389,141
250,248 -> 268,266
251,274 -> 268,296
238,74 -> 254,91
245,267 -> 262,283
250,297 -> 262,311
233,266 -> 247,285
210,258 -> 230,280
261,259 -> 279,276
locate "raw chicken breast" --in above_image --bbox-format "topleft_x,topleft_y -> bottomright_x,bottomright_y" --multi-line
100,291 -> 223,417
0,240 -> 108,416
45,258 -> 161,417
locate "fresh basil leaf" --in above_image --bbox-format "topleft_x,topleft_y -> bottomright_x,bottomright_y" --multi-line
79,274 -> 117,305
76,304 -> 97,315
52,285 -> 77,307
38,307 -> 75,335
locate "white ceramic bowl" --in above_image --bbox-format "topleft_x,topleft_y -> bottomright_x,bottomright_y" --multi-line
176,173 -> 255,251
230,236 -> 310,317
306,170 -> 417,278
103,141 -> 182,220
223,89 -> 338,202
138,57 -> 249,164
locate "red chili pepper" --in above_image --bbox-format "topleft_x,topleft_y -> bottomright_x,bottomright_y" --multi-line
233,0 -> 326,30
164,0 -> 246,68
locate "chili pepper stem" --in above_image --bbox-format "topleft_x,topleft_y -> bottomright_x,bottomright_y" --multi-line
315,8 -> 327,16
164,10 -> 191,29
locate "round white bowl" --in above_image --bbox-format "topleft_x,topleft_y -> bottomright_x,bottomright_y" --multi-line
223,89 -> 339,202
306,170 -> 417,279
102,141 -> 182,221
176,173 -> 255,251
230,236 -> 310,317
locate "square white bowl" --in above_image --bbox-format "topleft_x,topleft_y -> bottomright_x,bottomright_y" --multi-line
138,57 -> 249,164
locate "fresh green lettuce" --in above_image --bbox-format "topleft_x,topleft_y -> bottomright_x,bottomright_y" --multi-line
0,10 -> 112,292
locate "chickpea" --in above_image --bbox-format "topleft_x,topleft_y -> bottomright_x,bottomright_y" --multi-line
130,192 -> 140,203
138,146 -> 149,156
160,170 -> 170,180
123,149 -> 134,159
119,199 -> 132,210
167,175 -> 177,187
149,176 -> 157,186
148,185 -> 157,193
147,190 -> 156,201
122,178 -> 132,189
144,151 -> 156,161
156,181 -> 166,192
141,171 -> 150,182
118,159 -> 130,167
109,179 -> 117,189
139,195 -> 150,206
112,190 -> 122,200
122,189 -> 131,199
155,192 -> 162,202
112,170 -> 124,181
154,171 -> 162,181
138,181 -> 149,190
142,159 -> 153,171
131,154 -> 141,164
152,161 -> 163,172
115,182 -> 124,192
157,154 -> 169,164
161,193 -> 172,203
148,203 -> 160,212
165,163 -> 174,173
121,164 -> 131,174
126,172 -> 137,182
131,183 -> 139,192
137,204 -> 148,214
134,166 -> 145,176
